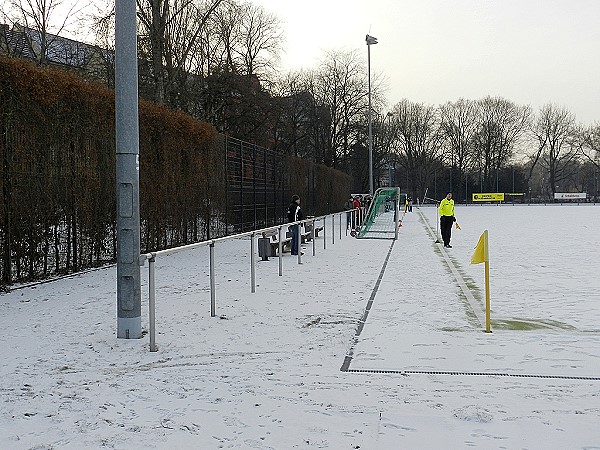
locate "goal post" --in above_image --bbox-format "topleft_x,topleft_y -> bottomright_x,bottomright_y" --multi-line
357,187 -> 406,239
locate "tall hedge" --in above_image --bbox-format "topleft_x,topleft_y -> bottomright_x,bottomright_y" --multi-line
0,56 -> 350,286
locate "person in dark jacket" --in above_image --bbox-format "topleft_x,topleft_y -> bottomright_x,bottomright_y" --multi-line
345,196 -> 354,228
287,195 -> 304,255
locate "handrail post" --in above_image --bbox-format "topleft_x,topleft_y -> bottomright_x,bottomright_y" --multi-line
250,233 -> 256,293
332,215 -> 335,245
346,210 -> 349,236
278,226 -> 283,276
210,241 -> 216,317
297,223 -> 302,264
148,253 -> 157,352
323,217 -> 327,250
395,188 -> 400,240
312,219 -> 316,256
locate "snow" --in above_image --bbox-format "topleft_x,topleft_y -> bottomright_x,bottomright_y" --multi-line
1,204 -> 599,449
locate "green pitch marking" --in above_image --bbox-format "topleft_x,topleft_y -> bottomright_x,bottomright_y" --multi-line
493,318 -> 576,331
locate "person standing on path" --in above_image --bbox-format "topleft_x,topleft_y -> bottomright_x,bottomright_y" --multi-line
352,196 -> 361,227
345,196 -> 354,229
287,195 -> 304,255
439,192 -> 456,248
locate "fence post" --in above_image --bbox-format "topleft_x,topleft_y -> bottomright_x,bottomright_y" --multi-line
278,226 -> 283,276
297,224 -> 302,264
210,241 -> 216,317
312,219 -> 316,256
250,233 -> 256,293
339,212 -> 342,240
332,215 -> 335,245
395,188 -> 400,240
148,254 -> 157,352
323,217 -> 327,250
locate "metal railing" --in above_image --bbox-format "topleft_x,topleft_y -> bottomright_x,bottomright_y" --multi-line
139,208 -> 366,352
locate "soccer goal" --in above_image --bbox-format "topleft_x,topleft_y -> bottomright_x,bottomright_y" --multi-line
356,187 -> 406,239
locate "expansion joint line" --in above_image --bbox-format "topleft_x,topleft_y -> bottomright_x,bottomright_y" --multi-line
346,368 -> 600,381
340,240 -> 396,372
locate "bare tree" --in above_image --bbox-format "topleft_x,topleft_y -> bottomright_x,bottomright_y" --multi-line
580,123 -> 600,169
391,99 -> 443,199
203,0 -> 240,74
271,71 -> 315,158
136,0 -> 225,103
472,96 -> 531,191
312,49 -> 373,169
439,98 -> 479,193
529,104 -> 580,196
234,2 -> 282,80
7,0 -> 79,64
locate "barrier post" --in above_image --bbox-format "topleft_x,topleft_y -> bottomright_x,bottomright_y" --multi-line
210,242 -> 216,317
250,233 -> 256,293
278,226 -> 283,276
332,215 -> 335,245
312,219 -> 316,256
298,223 -> 302,264
148,254 -> 157,352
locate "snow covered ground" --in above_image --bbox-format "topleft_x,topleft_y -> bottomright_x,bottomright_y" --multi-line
1,204 -> 599,449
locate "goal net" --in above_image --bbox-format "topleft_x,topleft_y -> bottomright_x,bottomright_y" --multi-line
357,187 -> 405,239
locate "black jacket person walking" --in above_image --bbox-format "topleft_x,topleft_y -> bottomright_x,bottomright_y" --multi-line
287,195 -> 304,255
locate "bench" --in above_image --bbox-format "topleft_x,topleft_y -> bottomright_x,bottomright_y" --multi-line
257,224 -> 324,260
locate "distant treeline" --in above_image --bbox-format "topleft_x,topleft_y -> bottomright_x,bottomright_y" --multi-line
0,57 -> 350,286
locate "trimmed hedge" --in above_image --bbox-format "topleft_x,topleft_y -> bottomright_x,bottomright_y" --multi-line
0,56 -> 350,286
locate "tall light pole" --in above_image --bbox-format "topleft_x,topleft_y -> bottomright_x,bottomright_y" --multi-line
115,0 -> 142,339
386,111 -> 394,186
366,34 -> 378,195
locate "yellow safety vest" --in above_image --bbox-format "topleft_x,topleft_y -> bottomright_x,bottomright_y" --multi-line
439,198 -> 454,217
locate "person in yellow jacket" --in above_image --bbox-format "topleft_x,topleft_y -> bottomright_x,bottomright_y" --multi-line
438,191 -> 456,248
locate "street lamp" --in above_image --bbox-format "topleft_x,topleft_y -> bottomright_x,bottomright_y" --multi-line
366,34 -> 378,195
386,111 -> 394,186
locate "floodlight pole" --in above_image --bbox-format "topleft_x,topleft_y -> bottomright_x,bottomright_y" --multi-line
366,34 -> 378,196
115,0 -> 142,339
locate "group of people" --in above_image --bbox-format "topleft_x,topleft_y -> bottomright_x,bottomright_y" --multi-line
286,190 -> 458,254
344,195 -> 368,229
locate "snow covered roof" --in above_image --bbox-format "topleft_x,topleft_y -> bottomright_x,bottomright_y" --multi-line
1,23 -> 112,68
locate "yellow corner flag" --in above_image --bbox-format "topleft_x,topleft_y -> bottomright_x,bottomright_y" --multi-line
471,230 -> 491,333
471,230 -> 488,264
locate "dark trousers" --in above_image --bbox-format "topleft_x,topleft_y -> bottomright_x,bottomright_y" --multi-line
290,224 -> 300,255
440,216 -> 453,246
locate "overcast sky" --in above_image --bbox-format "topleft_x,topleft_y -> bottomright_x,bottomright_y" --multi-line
251,0 -> 600,124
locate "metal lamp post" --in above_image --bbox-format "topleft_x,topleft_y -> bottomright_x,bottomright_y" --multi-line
115,0 -> 142,339
366,34 -> 378,195
386,111 -> 394,186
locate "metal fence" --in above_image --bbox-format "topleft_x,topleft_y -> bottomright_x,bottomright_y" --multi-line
140,208 -> 367,352
224,136 -> 288,233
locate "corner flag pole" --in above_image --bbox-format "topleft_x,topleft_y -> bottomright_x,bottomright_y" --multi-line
484,230 -> 490,333
471,230 -> 491,333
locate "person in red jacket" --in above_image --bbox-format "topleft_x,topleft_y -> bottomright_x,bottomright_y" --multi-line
352,197 -> 361,227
